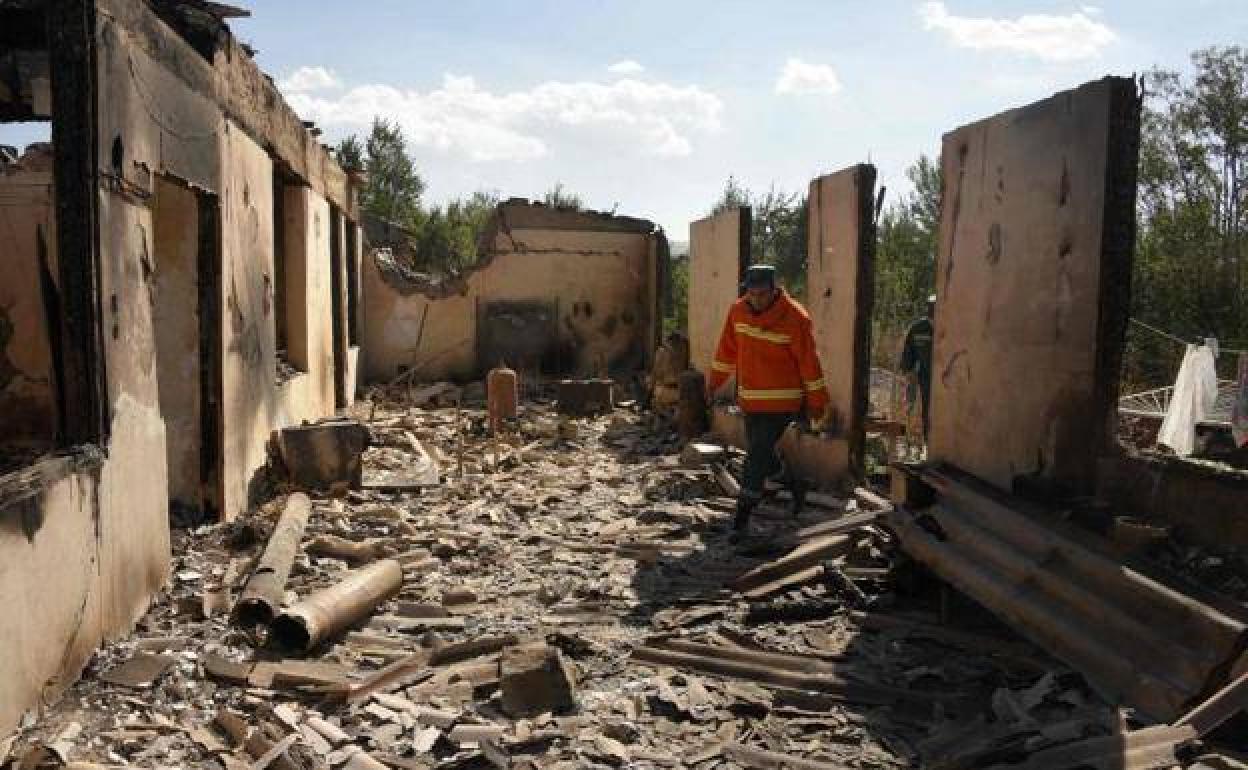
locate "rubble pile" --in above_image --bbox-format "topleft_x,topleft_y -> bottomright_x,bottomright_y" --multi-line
3,392 -> 1246,769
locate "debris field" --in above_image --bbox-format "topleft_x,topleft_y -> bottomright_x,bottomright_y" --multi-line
4,388 -> 1246,770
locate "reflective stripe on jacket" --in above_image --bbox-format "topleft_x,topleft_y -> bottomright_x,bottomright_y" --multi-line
707,289 -> 830,415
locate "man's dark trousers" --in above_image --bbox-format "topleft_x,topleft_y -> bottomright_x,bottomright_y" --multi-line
735,411 -> 799,532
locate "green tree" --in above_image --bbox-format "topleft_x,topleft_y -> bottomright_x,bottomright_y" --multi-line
361,117 -> 425,226
708,177 -> 808,297
872,154 -> 941,367
665,253 -> 690,337
710,175 -> 750,216
1131,46 -> 1248,385
410,190 -> 501,274
751,186 -> 808,298
334,135 -> 364,172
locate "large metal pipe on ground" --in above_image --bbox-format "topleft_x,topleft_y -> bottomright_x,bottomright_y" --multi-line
270,560 -> 404,652
233,493 -> 312,627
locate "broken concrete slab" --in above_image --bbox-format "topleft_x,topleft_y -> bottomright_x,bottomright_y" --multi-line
276,419 -> 370,491
99,653 -> 178,689
555,379 -> 614,416
499,644 -> 578,718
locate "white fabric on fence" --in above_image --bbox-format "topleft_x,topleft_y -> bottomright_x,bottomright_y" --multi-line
1157,344 -> 1219,457
1233,353 -> 1248,449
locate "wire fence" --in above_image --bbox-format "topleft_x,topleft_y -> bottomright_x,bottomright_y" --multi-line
1121,317 -> 1248,396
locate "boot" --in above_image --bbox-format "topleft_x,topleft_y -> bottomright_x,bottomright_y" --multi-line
730,496 -> 757,544
788,476 -> 808,518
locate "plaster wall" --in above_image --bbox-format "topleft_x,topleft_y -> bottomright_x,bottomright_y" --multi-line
0,10 -> 211,737
219,130 -> 341,519
363,226 -> 654,382
688,208 -> 747,377
0,1 -> 360,739
0,473 -> 105,737
152,176 -> 202,507
928,77 -> 1137,495
0,167 -> 58,447
281,186 -> 335,411
806,164 -> 875,477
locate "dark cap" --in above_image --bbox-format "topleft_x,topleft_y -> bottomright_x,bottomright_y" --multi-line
742,264 -> 776,289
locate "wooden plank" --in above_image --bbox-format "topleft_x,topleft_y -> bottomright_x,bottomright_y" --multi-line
730,534 -> 853,592
1175,669 -> 1248,738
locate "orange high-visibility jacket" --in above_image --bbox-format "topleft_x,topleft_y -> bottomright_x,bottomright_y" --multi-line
708,290 -> 830,415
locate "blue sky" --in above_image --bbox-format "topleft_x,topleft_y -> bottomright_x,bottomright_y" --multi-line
6,1 -> 1247,236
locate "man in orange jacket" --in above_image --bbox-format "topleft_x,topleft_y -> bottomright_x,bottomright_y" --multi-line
707,264 -> 830,541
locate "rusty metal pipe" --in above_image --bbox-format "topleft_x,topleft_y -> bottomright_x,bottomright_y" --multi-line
233,493 -> 312,627
270,559 -> 403,652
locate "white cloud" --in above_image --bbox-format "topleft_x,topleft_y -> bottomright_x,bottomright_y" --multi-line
774,58 -> 843,96
918,2 -> 1117,62
285,72 -> 723,162
608,60 -> 645,75
279,66 -> 342,93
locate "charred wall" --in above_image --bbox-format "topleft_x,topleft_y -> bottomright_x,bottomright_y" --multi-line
807,164 -> 876,478
687,207 -> 748,377
928,77 -> 1140,496
0,0 -> 361,738
362,202 -> 662,383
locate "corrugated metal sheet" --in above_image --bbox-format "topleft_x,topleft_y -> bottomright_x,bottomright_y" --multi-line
888,465 -> 1248,721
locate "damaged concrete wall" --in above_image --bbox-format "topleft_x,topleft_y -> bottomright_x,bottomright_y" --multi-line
1098,454 -> 1248,548
687,207 -> 748,377
152,176 -> 202,509
1,0 -> 363,737
0,469 -> 107,739
219,127 -> 344,519
929,77 -> 1139,496
282,186 -> 335,408
363,203 -> 660,382
806,164 -> 876,478
0,159 -> 58,451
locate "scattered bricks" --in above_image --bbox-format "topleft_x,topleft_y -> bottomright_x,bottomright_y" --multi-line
275,418 -> 370,491
556,379 -> 614,417
498,643 -> 578,718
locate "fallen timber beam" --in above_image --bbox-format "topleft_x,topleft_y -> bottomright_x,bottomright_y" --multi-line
1175,668 -> 1248,738
773,511 -> 880,551
233,493 -> 312,627
650,637 -> 845,674
741,564 -> 826,600
721,742 -> 847,769
887,465 -> 1248,721
730,534 -> 855,593
270,560 -> 404,653
631,643 -> 957,708
848,611 -> 1048,669
981,724 -> 1197,770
